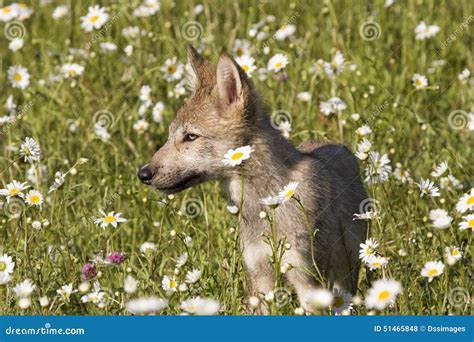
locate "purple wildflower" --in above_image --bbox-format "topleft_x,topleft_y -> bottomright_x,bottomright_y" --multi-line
82,263 -> 97,280
106,251 -> 125,265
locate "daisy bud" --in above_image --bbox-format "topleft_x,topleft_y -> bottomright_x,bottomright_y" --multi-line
294,307 -> 305,315
248,296 -> 260,308
79,282 -> 90,293
39,296 -> 50,307
18,297 -> 31,309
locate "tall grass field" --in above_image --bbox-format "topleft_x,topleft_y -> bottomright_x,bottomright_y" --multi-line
0,0 -> 472,315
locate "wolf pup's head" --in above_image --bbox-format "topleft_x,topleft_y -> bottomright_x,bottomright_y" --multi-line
138,45 -> 260,194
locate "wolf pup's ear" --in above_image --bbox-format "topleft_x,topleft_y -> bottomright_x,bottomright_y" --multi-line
186,45 -> 214,93
216,54 -> 247,106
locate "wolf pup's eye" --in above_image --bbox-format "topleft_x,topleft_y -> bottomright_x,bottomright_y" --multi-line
184,133 -> 199,142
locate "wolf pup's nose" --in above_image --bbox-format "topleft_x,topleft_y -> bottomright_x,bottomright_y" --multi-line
137,166 -> 154,184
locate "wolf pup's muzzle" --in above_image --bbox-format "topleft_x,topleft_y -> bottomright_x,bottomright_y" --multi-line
137,165 -> 154,185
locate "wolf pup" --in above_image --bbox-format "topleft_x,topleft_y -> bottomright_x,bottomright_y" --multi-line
138,45 -> 368,312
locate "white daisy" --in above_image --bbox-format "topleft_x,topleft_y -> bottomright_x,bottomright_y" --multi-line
162,275 -> 178,292
412,73 -> 428,89
278,121 -> 292,139
126,297 -> 168,314
428,209 -> 452,229
365,151 -> 392,184
455,188 -> 474,213
14,279 -> 35,298
232,39 -> 251,57
356,124 -> 372,136
365,279 -> 402,310
319,97 -> 347,116
274,24 -> 296,40
0,180 -> 30,202
181,297 -> 220,315
359,238 -> 379,263
133,119 -> 149,133
161,57 -> 184,82
323,51 -> 345,79
52,5 -> 68,19
19,137 -> 41,163
175,252 -> 188,268
416,177 -> 440,198
259,195 -> 282,208
444,246 -> 462,266
124,275 -> 138,294
56,283 -> 76,302
366,255 -> 388,271
459,214 -> 474,231
100,42 -> 118,53
185,269 -> 201,284
278,181 -> 299,203
235,55 -> 257,77
457,68 -> 470,81
24,190 -> 43,207
133,0 -> 161,17
94,210 -> 127,229
420,261 -> 444,282
304,288 -> 333,311
431,161 -> 448,178
222,146 -> 254,166
332,288 -> 352,315
80,5 -> 109,32
393,167 -> 411,183
0,254 -> 15,278
152,102 -> 165,123
140,241 -> 156,254
267,53 -> 289,73
0,272 -> 12,285
60,63 -> 85,78
414,21 -> 440,40
8,38 -> 24,52
0,5 -> 18,21
8,66 -> 30,89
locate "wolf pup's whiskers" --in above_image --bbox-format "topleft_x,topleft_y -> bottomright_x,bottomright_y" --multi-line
138,45 -> 368,313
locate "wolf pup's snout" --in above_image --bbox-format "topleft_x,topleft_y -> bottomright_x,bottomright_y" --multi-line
137,165 -> 154,184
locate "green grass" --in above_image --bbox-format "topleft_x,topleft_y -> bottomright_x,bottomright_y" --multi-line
0,0 -> 472,315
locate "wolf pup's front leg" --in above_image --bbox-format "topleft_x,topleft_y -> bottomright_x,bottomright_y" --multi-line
242,240 -> 274,314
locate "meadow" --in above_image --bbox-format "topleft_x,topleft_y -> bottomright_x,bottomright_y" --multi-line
0,0 -> 472,315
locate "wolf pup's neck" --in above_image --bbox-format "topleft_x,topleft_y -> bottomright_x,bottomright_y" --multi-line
222,113 -> 303,209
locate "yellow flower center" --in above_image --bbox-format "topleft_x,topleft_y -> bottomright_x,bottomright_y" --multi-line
333,296 -> 344,307
467,196 -> 474,205
167,65 -> 177,74
415,79 -> 422,86
90,15 -> 99,23
236,48 -> 243,57
231,152 -> 244,161
3,7 -> 12,13
372,262 -> 381,267
0,261 -> 6,272
451,249 -> 459,256
275,62 -> 283,68
14,73 -> 22,82
169,279 -> 176,288
9,188 -> 20,196
286,189 -> 294,198
428,269 -> 438,277
378,290 -> 390,301
242,65 -> 249,72
366,247 -> 374,256
30,195 -> 40,204
68,69 -> 76,76
468,219 -> 474,228
104,215 -> 115,223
